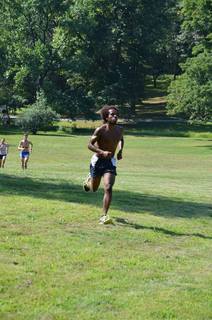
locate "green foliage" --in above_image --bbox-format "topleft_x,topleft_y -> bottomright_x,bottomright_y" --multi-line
167,0 -> 212,121
0,0 -> 211,120
17,91 -> 59,133
0,0 -> 68,105
167,50 -> 212,121
181,0 -> 212,39
56,0 -> 176,112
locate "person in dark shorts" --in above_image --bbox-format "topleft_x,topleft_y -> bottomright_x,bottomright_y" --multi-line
0,138 -> 9,168
83,105 -> 124,224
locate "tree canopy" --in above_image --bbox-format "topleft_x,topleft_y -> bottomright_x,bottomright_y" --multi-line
0,0 -> 211,121
167,0 -> 212,121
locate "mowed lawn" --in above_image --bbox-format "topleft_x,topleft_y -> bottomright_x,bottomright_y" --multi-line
0,130 -> 212,320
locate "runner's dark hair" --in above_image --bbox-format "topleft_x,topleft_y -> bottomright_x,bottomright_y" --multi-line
100,105 -> 119,123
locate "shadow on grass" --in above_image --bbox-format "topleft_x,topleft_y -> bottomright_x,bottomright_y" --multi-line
0,126 -> 76,138
1,122 -> 212,138
114,217 -> 212,240
0,126 -> 22,135
36,132 -> 76,138
1,174 -> 211,221
54,122 -> 212,138
123,122 -> 212,137
195,145 -> 212,150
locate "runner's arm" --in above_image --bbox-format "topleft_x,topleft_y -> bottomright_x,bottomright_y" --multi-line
29,141 -> 33,152
117,133 -> 124,160
18,142 -> 23,150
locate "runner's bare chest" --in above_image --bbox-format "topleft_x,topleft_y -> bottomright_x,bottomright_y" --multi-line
98,126 -> 122,151
21,141 -> 30,149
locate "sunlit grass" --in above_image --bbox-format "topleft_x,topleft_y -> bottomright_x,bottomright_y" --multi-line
0,129 -> 212,320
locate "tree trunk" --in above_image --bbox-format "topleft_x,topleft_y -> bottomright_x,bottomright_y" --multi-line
130,100 -> 136,116
153,75 -> 157,88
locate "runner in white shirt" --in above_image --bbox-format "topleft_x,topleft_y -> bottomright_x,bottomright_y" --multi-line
0,138 -> 9,168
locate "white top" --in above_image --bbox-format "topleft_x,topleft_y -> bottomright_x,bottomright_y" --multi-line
0,143 -> 8,155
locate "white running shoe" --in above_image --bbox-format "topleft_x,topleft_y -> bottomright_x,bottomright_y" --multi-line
83,174 -> 91,192
99,215 -> 113,225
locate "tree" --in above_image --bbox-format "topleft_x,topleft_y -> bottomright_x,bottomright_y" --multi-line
167,0 -> 212,121
3,0 -> 208,120
167,50 -> 212,121
145,0 -> 182,86
0,1 -> 67,103
61,0 -> 174,114
0,0 -> 97,117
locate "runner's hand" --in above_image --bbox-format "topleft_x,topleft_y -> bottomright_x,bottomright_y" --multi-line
117,150 -> 122,160
101,151 -> 112,159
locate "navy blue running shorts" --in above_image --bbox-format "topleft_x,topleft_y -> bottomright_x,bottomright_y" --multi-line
90,154 -> 117,177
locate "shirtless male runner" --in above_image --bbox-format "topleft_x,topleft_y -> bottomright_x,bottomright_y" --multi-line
18,134 -> 33,169
83,105 -> 124,224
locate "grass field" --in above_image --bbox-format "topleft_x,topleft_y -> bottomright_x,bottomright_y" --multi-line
0,127 -> 212,320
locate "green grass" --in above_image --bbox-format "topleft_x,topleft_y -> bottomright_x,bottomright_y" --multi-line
0,128 -> 212,320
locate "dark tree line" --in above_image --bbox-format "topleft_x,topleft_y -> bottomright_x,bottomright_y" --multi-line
0,0 -> 211,121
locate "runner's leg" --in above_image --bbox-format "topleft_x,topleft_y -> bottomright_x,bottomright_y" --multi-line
102,172 -> 115,215
24,156 -> 29,169
89,176 -> 101,192
2,156 -> 6,168
21,157 -> 25,169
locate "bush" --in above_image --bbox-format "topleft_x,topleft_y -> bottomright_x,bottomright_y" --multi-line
58,122 -> 78,134
17,91 -> 59,134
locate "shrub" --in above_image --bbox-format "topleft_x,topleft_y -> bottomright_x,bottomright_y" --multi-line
17,91 -> 59,134
58,122 -> 78,134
